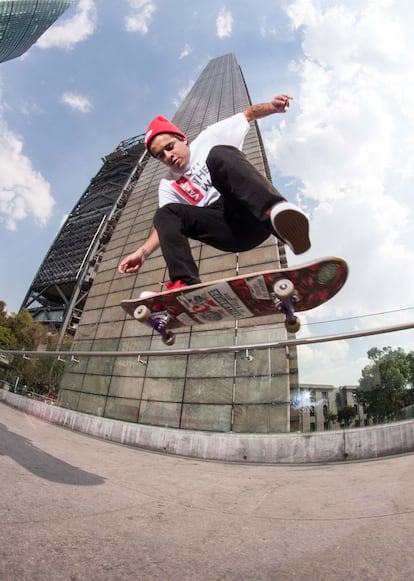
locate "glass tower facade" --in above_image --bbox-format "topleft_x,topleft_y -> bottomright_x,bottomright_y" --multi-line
22,135 -> 147,341
58,53 -> 298,433
0,0 -> 72,63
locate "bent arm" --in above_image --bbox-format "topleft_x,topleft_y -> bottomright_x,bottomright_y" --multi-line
140,228 -> 160,257
243,93 -> 292,123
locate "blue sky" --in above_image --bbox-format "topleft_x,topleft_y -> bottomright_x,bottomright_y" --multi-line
0,0 -> 413,384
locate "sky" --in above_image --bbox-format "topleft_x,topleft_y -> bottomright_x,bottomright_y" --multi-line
0,0 -> 413,386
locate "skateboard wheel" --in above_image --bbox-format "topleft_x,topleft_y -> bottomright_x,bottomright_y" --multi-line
133,305 -> 151,321
285,316 -> 301,334
162,332 -> 176,346
273,278 -> 295,299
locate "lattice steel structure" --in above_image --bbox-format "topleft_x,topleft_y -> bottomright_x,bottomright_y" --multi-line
0,0 -> 72,63
59,53 -> 298,434
22,135 -> 147,340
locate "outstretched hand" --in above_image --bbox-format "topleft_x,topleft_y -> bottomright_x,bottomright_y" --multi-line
118,248 -> 146,274
270,94 -> 292,113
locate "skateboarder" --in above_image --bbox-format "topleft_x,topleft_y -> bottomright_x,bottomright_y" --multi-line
118,93 -> 310,289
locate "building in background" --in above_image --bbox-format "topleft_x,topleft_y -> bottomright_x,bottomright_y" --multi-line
57,53 -> 300,435
22,135 -> 147,344
0,0 -> 72,63
291,384 -> 370,432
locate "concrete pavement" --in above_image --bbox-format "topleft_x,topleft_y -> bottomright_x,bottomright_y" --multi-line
1,400 -> 414,581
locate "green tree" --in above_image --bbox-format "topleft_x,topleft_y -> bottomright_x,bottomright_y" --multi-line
406,351 -> 414,388
337,406 -> 356,427
0,304 -> 67,393
0,301 -> 9,325
0,325 -> 16,350
0,301 -> 17,349
8,308 -> 46,349
326,412 -> 337,430
355,347 -> 414,423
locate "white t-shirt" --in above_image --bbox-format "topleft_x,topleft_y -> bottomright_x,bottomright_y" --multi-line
158,112 -> 250,208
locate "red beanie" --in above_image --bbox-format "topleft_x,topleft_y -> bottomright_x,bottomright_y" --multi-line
144,115 -> 187,150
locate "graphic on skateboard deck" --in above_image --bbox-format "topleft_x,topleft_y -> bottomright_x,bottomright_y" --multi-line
121,257 -> 348,345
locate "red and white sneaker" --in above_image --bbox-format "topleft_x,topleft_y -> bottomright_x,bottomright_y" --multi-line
270,202 -> 310,255
139,280 -> 188,298
164,280 -> 188,291
139,290 -> 157,299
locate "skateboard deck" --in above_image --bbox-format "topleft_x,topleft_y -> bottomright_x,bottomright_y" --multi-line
121,256 -> 348,345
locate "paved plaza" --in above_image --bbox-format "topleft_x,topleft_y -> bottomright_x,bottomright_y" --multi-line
1,401 -> 414,581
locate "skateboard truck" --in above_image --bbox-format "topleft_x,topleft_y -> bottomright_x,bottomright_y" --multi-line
273,279 -> 301,334
133,305 -> 176,345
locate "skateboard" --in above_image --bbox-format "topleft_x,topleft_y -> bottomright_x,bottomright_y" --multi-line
121,256 -> 348,346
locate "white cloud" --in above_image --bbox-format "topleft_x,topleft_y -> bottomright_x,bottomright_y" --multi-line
297,341 -> 352,385
261,0 -> 414,384
61,92 -> 92,113
0,96 -> 54,231
263,0 -> 414,314
172,79 -> 195,109
216,7 -> 233,38
259,16 -> 280,39
125,0 -> 156,34
36,0 -> 97,50
179,44 -> 192,60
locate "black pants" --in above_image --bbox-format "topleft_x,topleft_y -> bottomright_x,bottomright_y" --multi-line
153,145 -> 285,284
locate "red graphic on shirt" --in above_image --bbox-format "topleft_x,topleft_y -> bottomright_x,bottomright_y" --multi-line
172,176 -> 204,205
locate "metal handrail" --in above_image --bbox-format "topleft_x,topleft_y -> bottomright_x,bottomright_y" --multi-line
1,321 -> 413,358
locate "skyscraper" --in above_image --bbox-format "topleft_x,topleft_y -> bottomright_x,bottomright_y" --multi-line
58,53 -> 298,433
0,0 -> 72,63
